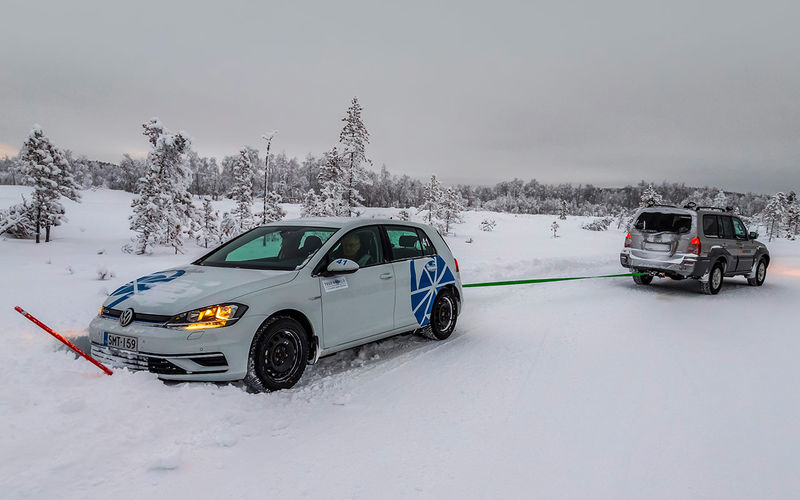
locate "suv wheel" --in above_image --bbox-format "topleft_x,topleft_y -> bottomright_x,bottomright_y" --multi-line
632,271 -> 653,285
747,258 -> 767,286
422,289 -> 458,341
701,262 -> 724,295
245,316 -> 308,392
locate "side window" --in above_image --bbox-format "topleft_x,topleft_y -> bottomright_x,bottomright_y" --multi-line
417,228 -> 437,256
732,218 -> 747,240
326,226 -> 384,268
702,215 -> 719,238
385,226 -> 424,261
720,216 -> 735,240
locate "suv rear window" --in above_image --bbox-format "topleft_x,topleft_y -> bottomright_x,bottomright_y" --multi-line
634,212 -> 692,233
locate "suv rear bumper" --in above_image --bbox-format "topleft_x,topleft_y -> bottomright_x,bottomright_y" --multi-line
620,250 -> 710,278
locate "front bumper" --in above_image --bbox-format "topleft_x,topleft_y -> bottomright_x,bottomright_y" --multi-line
87,313 -> 267,381
620,249 -> 710,278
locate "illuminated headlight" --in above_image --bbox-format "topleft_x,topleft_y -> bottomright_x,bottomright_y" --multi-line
166,303 -> 247,330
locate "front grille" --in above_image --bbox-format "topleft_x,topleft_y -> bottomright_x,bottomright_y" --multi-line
91,344 -> 148,371
101,308 -> 172,325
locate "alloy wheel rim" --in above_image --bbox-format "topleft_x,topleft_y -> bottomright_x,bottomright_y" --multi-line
758,262 -> 766,282
712,268 -> 722,289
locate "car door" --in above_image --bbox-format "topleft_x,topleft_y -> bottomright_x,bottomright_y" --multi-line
732,217 -> 755,272
718,216 -> 739,273
318,225 -> 396,348
385,225 -> 438,329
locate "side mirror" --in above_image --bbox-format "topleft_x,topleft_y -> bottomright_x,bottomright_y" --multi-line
749,231 -> 759,240
326,258 -> 359,275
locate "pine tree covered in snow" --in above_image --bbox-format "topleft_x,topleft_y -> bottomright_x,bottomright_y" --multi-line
558,199 -> 568,220
784,192 -> 799,240
439,186 -> 465,234
219,212 -> 238,240
257,191 -> 286,224
17,125 -> 81,243
338,97 -> 372,216
196,197 -> 220,248
713,190 -> 729,209
228,147 -> 257,233
640,185 -> 664,207
760,192 -> 787,242
0,194 -> 36,238
317,148 -> 346,216
418,175 -> 443,225
129,118 -> 192,254
300,189 -> 326,217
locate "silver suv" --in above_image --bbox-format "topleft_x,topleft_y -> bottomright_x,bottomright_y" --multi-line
619,205 -> 770,294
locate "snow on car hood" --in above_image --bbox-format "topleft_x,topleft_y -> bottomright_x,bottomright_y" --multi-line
103,265 -> 298,315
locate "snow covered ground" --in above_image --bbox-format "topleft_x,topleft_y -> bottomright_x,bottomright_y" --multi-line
1,186 -> 799,499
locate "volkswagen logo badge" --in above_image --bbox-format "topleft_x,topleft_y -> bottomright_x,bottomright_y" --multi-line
120,308 -> 135,327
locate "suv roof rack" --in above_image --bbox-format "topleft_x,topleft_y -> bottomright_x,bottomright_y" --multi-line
644,203 -> 677,208
696,206 -> 730,212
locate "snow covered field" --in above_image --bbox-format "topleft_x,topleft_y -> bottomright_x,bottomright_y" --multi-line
2,186 -> 799,499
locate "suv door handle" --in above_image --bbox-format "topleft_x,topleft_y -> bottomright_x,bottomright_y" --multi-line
380,273 -> 393,280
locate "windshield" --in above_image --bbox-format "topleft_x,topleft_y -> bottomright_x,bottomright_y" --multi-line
196,226 -> 338,270
634,212 -> 692,233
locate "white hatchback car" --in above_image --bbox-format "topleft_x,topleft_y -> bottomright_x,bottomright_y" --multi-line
89,219 -> 462,390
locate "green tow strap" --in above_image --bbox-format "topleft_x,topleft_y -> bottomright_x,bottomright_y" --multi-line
462,272 -> 648,288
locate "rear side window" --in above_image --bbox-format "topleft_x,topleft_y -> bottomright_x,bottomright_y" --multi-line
702,215 -> 719,238
634,212 -> 692,233
417,228 -> 436,256
719,216 -> 735,239
385,226 -> 424,261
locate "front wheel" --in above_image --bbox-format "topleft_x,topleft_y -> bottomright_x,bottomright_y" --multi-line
748,258 -> 767,286
245,316 -> 308,392
422,289 -> 458,341
701,263 -> 724,295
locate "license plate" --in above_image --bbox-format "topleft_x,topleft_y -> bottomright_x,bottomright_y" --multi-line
104,332 -> 138,352
644,242 -> 670,252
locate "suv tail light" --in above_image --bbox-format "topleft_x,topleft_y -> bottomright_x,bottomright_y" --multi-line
454,259 -> 459,272
624,233 -> 631,248
688,237 -> 701,255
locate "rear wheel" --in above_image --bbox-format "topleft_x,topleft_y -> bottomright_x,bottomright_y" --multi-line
422,289 -> 458,341
748,258 -> 767,286
632,271 -> 653,285
245,316 -> 308,392
701,262 -> 724,295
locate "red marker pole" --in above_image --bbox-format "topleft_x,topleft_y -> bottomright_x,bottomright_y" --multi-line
15,306 -> 113,376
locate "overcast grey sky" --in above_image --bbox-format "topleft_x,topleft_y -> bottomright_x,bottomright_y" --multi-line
1,0 -> 798,192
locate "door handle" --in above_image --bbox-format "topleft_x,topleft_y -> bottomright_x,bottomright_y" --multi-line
380,273 -> 393,280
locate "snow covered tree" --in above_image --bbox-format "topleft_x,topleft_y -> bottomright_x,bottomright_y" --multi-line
760,192 -> 787,242
397,209 -> 410,221
257,191 -> 286,224
219,211 -> 238,240
0,194 -> 36,238
713,190 -> 728,209
640,185 -> 664,207
228,147 -> 257,234
558,199 -> 568,220
317,147 -> 346,216
551,220 -> 560,238
338,97 -> 372,216
439,186 -> 465,234
129,118 -> 192,254
17,125 -> 81,243
300,189 -> 326,217
480,218 -> 496,231
784,192 -> 799,240
196,197 -> 220,248
418,175 -> 443,225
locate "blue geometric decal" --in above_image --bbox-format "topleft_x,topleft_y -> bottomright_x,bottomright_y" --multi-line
107,269 -> 186,308
409,256 -> 456,327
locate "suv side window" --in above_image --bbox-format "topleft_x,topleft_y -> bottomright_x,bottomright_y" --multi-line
719,216 -> 735,240
732,218 -> 747,240
385,226 -> 424,261
702,215 -> 719,238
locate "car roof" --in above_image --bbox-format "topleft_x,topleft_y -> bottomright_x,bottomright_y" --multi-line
263,217 -> 433,231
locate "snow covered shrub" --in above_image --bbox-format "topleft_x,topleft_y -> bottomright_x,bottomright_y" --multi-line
96,265 -> 114,280
551,221 -> 560,238
465,237 -> 474,244
581,217 -> 613,231
0,198 -> 37,239
397,209 -> 410,221
479,219 -> 496,231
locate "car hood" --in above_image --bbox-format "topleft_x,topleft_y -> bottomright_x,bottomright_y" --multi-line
103,265 -> 298,315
